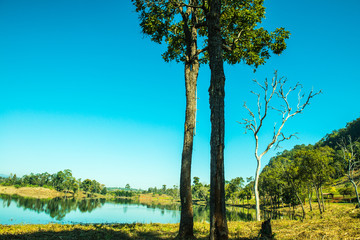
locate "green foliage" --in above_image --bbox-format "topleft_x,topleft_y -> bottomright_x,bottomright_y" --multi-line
259,145 -> 335,207
112,189 -> 136,197
132,0 -> 203,63
225,177 -> 244,201
298,146 -> 335,189
132,0 -> 290,67
145,185 -> 179,198
192,176 -> 210,202
221,0 -> 290,67
1,170 -> 107,195
338,186 -> 355,197
318,117 -> 360,149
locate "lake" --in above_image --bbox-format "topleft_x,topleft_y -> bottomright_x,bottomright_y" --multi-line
0,194 -> 288,225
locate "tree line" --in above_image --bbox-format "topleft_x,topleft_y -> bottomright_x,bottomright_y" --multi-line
259,117 -> 360,217
0,169 -> 107,196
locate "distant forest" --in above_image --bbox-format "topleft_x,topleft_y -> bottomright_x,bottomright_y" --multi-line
0,169 -> 107,196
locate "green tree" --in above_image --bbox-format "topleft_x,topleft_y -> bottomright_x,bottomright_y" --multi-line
206,0 -> 289,234
133,0 -> 290,237
225,177 -> 244,203
162,184 -> 167,194
338,185 -> 355,198
281,153 -> 308,217
101,186 -> 108,195
299,146 -> 334,214
131,1 -> 205,237
52,171 -> 66,192
259,161 -> 284,208
192,176 -> 210,202
81,179 -> 93,194
125,183 -> 131,190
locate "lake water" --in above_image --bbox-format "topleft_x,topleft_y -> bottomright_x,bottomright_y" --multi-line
0,194 -> 284,225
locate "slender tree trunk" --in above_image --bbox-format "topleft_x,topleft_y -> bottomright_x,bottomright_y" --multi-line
178,62 -> 198,239
207,0 -> 228,238
315,186 -> 322,214
351,180 -> 360,207
308,185 -> 313,212
295,193 -> 306,218
320,186 -> 325,212
350,180 -> 360,208
178,10 -> 200,238
254,158 -> 261,221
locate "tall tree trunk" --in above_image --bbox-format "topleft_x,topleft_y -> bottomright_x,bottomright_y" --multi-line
178,9 -> 200,238
350,180 -> 360,208
207,0 -> 229,239
254,158 -> 261,221
178,61 -> 198,239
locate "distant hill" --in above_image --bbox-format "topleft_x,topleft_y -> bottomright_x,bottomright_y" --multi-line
261,116 -> 360,180
0,174 -> 9,178
317,116 -> 360,149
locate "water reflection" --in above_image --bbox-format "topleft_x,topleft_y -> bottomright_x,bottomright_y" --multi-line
0,194 -> 295,224
0,194 -> 105,221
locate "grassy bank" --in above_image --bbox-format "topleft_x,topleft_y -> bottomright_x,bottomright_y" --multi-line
1,204 -> 359,239
0,186 -> 108,200
0,186 -> 68,199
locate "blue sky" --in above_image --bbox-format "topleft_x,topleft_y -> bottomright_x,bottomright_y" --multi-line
0,0 -> 359,189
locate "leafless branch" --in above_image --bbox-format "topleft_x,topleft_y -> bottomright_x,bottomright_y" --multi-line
239,70 -> 320,159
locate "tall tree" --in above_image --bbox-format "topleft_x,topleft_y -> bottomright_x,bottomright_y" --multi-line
131,1 -> 206,238
240,72 -> 320,221
205,0 -> 290,236
281,153 -> 307,218
206,0 -> 228,238
132,0 -> 290,237
299,146 -> 334,213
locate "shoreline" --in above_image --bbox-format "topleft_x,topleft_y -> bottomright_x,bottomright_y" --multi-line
0,186 -> 109,200
0,186 -> 69,199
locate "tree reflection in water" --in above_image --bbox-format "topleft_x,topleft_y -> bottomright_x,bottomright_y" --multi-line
0,194 -> 105,221
0,194 -> 293,222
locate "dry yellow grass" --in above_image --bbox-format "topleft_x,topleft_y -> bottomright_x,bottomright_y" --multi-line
138,193 -> 178,206
0,186 -> 66,199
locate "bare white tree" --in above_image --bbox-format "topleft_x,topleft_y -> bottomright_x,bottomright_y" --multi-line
240,71 -> 320,221
338,136 -> 360,208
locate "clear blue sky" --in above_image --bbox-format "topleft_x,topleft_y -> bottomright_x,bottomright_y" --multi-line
1,0 -> 359,189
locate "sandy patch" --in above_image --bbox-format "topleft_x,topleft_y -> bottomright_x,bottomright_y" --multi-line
0,186 -> 66,199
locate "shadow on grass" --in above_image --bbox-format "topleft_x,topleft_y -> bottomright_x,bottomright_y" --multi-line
0,224 -> 171,240
0,222 -> 270,240
0,229 -> 159,240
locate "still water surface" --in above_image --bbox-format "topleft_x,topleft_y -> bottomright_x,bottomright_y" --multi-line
0,194 -> 284,225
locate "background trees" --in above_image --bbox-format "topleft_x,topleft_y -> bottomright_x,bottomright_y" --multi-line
1,170 -> 107,196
